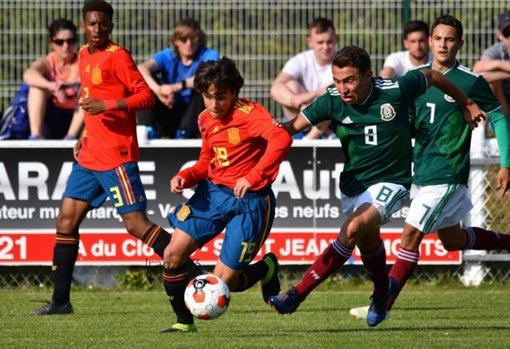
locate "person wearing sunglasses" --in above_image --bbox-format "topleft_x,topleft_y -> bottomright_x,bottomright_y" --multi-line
473,10 -> 510,118
22,18 -> 83,140
137,18 -> 220,139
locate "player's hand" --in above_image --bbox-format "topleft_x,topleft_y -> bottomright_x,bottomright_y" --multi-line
233,177 -> 252,198
48,80 -> 67,103
170,175 -> 186,195
462,101 -> 486,130
80,98 -> 106,115
496,167 -> 510,197
73,137 -> 82,161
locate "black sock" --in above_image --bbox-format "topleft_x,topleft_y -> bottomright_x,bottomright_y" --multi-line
163,265 -> 194,324
141,225 -> 170,259
232,259 -> 268,292
141,225 -> 202,279
51,233 -> 79,304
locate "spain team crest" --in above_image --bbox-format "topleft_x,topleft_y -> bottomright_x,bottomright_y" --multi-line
227,128 -> 241,144
92,65 -> 103,85
176,204 -> 191,221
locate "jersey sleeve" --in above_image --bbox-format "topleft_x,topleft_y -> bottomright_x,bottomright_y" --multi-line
301,86 -> 337,125
398,69 -> 428,100
177,114 -> 213,187
469,76 -> 510,166
243,106 -> 293,187
112,49 -> 155,111
490,112 -> 510,168
471,76 -> 503,113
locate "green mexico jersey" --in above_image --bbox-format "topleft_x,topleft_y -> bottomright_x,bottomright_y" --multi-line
302,69 -> 428,196
413,62 -> 504,186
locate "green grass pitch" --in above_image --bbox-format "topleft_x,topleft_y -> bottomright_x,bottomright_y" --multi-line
2,284 -> 510,349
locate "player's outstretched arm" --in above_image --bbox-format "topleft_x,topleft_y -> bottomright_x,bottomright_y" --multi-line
422,69 -> 486,129
281,112 -> 312,136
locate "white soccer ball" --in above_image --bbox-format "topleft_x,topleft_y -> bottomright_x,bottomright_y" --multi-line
184,274 -> 230,320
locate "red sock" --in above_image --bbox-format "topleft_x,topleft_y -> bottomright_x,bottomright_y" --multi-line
294,239 -> 352,301
360,240 -> 388,298
387,247 -> 419,310
464,227 -> 510,250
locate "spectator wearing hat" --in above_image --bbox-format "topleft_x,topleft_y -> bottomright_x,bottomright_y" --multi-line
473,10 -> 510,117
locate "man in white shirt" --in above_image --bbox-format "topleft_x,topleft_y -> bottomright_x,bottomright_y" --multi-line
379,20 -> 432,78
270,18 -> 337,139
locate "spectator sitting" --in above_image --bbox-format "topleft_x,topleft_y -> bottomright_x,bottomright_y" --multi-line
23,18 -> 83,140
137,18 -> 220,139
379,20 -> 432,78
270,18 -> 338,140
473,10 -> 510,117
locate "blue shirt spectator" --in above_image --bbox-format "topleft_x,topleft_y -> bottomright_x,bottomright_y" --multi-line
138,18 -> 220,139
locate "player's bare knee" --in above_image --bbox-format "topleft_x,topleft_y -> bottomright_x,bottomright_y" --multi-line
342,219 -> 364,243
163,249 -> 186,269
125,226 -> 145,239
55,214 -> 76,234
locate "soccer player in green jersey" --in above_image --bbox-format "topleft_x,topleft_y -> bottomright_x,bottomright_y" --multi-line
267,44 -> 485,326
349,15 -> 510,325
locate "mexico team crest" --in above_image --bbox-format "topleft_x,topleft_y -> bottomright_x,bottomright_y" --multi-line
444,94 -> 455,103
380,103 -> 396,121
227,128 -> 241,144
92,65 -> 103,85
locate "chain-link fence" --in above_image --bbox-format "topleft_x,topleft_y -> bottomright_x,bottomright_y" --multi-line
1,262 -> 509,290
1,0 -> 509,115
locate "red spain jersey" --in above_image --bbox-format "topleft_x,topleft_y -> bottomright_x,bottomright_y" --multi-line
78,41 -> 155,171
178,99 -> 292,190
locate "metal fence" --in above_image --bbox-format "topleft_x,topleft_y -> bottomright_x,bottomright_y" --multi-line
1,0 -> 509,116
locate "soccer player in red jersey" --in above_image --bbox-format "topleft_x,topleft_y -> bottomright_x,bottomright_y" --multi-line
161,56 -> 293,333
31,0 -> 198,316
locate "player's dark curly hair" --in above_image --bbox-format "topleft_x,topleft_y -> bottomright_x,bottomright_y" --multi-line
194,57 -> 244,96
333,45 -> 371,75
82,0 -> 114,21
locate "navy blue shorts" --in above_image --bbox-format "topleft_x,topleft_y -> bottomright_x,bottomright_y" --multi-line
64,162 -> 147,215
168,180 -> 275,270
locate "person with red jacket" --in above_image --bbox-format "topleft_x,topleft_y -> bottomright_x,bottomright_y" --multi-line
161,56 -> 293,333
